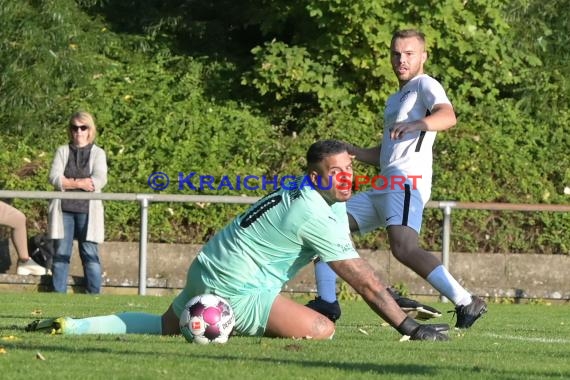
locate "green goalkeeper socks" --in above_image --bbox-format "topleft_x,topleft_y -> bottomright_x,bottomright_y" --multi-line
61,313 -> 162,335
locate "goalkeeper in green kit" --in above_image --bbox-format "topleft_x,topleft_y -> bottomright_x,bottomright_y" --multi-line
27,140 -> 448,341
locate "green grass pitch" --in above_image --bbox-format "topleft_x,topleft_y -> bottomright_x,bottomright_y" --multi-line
0,292 -> 568,380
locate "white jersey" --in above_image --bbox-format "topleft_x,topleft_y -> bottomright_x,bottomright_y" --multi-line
377,74 -> 451,201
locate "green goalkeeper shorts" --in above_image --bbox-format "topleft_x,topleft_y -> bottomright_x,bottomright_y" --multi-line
172,257 -> 279,337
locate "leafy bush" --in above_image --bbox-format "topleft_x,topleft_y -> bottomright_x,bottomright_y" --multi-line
0,0 -> 568,254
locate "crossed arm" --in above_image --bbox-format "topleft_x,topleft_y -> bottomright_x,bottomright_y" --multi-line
49,147 -> 108,192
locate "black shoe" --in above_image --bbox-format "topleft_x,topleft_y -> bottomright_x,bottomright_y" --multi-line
388,288 -> 442,320
454,295 -> 487,328
410,324 -> 450,341
305,297 -> 341,322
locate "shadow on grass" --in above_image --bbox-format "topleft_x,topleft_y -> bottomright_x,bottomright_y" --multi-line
2,338 -> 568,378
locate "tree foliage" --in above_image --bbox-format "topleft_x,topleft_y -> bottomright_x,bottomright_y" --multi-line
0,0 -> 568,253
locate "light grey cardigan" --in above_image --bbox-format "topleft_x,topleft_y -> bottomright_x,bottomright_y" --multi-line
48,144 -> 108,243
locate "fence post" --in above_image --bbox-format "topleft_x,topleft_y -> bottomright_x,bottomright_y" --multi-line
440,203 -> 453,303
138,196 -> 149,295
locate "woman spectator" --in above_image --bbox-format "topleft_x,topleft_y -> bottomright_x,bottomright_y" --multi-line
48,111 -> 107,294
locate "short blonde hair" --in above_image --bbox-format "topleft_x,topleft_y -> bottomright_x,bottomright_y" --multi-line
68,111 -> 97,144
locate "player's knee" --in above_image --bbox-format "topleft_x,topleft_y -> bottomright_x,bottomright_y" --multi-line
311,316 -> 336,340
324,323 -> 336,340
390,239 -> 420,263
391,246 -> 411,263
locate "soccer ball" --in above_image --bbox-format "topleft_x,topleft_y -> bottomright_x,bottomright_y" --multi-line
179,294 -> 235,344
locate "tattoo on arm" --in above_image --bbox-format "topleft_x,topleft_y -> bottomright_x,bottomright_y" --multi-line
329,258 -> 404,327
329,258 -> 382,295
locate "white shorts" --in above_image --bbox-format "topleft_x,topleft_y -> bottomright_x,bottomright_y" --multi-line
346,184 -> 426,234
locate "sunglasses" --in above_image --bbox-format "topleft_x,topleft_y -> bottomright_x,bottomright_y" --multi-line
70,125 -> 89,132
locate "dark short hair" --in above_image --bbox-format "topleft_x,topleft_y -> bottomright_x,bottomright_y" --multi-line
306,140 -> 348,167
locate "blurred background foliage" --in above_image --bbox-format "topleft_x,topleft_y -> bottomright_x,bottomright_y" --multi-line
0,0 -> 568,253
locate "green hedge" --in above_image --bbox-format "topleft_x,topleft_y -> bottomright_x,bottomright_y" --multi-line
0,0 -> 568,254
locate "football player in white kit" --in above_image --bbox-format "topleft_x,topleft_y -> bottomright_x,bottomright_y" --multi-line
309,29 -> 487,329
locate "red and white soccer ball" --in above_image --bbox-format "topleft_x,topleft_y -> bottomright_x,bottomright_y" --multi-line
179,294 -> 235,344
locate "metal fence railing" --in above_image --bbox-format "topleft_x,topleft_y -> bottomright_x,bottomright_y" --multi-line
2,190 -> 570,296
